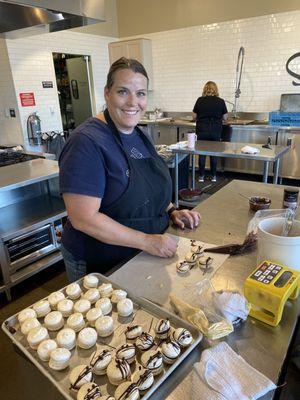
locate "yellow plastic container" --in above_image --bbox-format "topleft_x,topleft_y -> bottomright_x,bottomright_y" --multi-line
244,260 -> 300,326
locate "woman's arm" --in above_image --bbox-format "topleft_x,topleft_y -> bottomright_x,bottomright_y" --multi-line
63,193 -> 177,258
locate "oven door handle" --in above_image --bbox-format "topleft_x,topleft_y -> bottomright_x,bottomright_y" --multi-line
7,224 -> 52,243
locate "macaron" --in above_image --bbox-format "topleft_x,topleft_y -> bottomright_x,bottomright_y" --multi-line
176,260 -> 190,275
56,328 -> 76,350
77,327 -> 97,349
116,344 -> 136,364
172,327 -> 193,348
57,299 -> 74,317
111,289 -> 127,304
44,311 -> 64,331
190,241 -> 204,255
77,383 -> 102,400
185,251 -> 198,266
98,283 -> 113,298
107,358 -> 131,386
18,308 -> 36,324
95,298 -> 112,315
37,339 -> 57,362
27,326 -> 49,349
117,298 -> 133,317
125,325 -> 142,341
69,364 -> 93,390
83,288 -> 100,304
155,318 -> 171,340
89,349 -> 112,375
141,349 -> 163,376
135,332 -> 154,352
161,340 -> 181,364
48,291 -> 65,310
132,368 -> 154,393
86,307 -> 103,327
83,274 -> 99,290
66,282 -> 82,300
33,300 -> 51,318
20,317 -> 40,336
114,382 -> 139,400
74,299 -> 91,315
67,312 -> 85,332
95,316 -> 114,337
49,347 -> 71,370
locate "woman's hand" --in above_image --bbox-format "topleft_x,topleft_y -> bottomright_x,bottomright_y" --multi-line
170,209 -> 201,230
143,234 -> 178,258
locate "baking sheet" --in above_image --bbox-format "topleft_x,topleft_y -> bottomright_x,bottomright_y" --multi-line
2,274 -> 202,400
110,235 -> 229,309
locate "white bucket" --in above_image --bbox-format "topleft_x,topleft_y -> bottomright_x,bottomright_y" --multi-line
257,217 -> 300,271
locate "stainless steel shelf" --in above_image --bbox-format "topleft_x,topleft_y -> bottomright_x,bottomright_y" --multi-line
0,195 -> 66,239
10,250 -> 63,286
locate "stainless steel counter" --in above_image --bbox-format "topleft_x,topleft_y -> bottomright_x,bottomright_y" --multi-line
0,159 -> 59,192
109,180 -> 300,400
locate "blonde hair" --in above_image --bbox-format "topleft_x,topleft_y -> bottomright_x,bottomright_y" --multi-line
202,81 -> 219,97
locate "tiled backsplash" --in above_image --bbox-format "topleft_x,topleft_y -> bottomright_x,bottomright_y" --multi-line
144,11 -> 300,113
2,10 -> 300,145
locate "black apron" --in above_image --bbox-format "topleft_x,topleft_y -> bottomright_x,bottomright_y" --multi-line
85,109 -> 172,273
196,117 -> 222,141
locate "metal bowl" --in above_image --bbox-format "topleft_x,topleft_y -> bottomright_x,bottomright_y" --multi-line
179,188 -> 202,202
249,196 -> 271,212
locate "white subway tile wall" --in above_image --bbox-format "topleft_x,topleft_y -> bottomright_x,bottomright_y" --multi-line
142,11 -> 300,112
0,39 -> 23,145
5,30 -> 115,146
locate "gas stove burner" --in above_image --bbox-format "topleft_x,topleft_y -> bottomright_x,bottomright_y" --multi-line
0,152 -> 40,167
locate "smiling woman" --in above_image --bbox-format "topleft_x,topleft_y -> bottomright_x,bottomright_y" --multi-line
59,57 -> 200,281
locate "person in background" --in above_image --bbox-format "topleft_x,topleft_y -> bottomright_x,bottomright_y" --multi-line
192,81 -> 228,182
59,57 -> 200,282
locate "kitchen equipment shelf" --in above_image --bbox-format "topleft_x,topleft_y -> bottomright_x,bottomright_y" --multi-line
0,194 -> 66,240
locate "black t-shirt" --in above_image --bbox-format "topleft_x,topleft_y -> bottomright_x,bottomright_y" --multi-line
193,96 -> 227,122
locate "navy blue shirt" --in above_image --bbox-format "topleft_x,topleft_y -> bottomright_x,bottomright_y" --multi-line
59,117 -> 152,260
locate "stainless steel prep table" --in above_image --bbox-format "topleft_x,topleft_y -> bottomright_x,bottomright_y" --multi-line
109,180 -> 300,400
171,140 -> 289,208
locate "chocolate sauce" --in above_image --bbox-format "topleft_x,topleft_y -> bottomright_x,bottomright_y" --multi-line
117,383 -> 138,400
90,349 -> 111,367
176,329 -> 191,342
83,383 -> 101,400
115,358 -> 130,378
156,319 -> 170,334
69,365 -> 93,390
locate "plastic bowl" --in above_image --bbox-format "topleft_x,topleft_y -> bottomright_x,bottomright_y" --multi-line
179,188 -> 202,202
249,196 -> 271,212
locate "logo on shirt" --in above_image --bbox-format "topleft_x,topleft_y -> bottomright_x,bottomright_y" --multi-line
130,147 -> 143,159
125,169 -> 130,178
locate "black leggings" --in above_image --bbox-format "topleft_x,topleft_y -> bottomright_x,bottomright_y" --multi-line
196,127 -> 221,177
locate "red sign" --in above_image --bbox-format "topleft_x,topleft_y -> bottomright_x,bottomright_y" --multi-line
19,92 -> 35,107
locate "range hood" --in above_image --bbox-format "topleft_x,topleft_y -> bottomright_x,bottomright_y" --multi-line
0,0 -> 105,38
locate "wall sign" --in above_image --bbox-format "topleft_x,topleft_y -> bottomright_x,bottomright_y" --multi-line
286,52 -> 300,86
42,81 -> 53,88
19,92 -> 35,107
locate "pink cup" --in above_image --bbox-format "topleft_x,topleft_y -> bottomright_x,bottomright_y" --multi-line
187,132 -> 197,148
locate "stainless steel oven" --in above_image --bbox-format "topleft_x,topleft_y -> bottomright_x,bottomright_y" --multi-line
3,223 -> 59,273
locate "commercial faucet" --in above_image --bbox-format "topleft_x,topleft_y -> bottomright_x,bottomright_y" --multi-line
232,46 -> 245,118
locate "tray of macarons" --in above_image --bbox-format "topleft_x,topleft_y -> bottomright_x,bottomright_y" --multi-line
2,274 -> 203,400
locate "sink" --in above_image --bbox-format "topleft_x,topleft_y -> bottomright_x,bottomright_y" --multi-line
225,119 -> 255,125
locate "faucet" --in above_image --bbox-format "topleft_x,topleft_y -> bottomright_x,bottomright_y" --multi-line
232,46 -> 245,118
